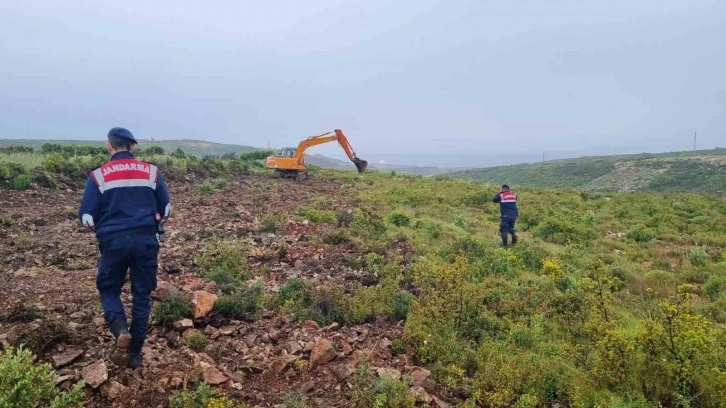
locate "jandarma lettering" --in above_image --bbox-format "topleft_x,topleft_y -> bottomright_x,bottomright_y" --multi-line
102,163 -> 151,176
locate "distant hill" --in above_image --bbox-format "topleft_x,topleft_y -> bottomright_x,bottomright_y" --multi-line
305,154 -> 468,176
442,148 -> 726,194
0,139 -> 258,157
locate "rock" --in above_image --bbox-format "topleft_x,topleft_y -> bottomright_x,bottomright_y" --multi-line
82,360 -> 108,389
302,320 -> 319,330
376,367 -> 401,380
218,325 -> 238,336
331,363 -> 356,381
70,311 -> 86,319
410,367 -> 431,387
56,374 -> 75,384
52,349 -> 84,368
174,319 -> 194,331
286,341 -> 302,354
338,339 -> 353,356
432,395 -> 451,408
325,322 -> 340,331
378,338 -> 392,350
409,386 -> 432,403
170,377 -> 183,389
182,277 -> 205,291
239,364 -> 264,374
200,364 -> 228,385
272,354 -> 299,376
268,329 -> 279,342
309,339 -> 335,370
93,317 -> 106,327
100,380 -> 130,400
245,333 -> 257,347
192,291 -> 218,318
204,325 -> 220,340
152,281 -> 179,300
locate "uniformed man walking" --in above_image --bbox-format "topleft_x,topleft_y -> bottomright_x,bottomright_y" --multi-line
78,127 -> 171,368
493,184 -> 518,247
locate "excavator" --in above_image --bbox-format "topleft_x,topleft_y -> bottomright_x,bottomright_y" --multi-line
265,129 -> 368,178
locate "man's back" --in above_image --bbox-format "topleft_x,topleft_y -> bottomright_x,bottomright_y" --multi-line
79,151 -> 170,241
493,189 -> 518,217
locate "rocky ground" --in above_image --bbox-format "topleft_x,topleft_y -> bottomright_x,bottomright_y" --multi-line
0,174 -> 450,407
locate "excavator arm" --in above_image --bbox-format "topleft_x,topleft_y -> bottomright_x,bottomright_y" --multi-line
293,129 -> 368,173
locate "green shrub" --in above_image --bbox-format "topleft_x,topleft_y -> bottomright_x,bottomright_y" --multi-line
238,149 -> 274,161
296,208 -> 336,224
0,346 -> 85,408
391,291 -> 415,321
10,174 -> 31,190
315,197 -> 333,210
279,279 -> 351,326
703,274 -> 726,300
323,231 -> 349,245
169,382 -> 246,408
336,210 -> 354,227
186,332 -> 209,351
154,295 -> 193,327
144,146 -> 165,155
627,226 -> 657,243
533,215 -> 596,245
198,183 -> 216,195
214,284 -> 264,321
387,211 -> 411,227
688,247 -> 710,267
260,214 -> 284,233
196,239 -> 249,279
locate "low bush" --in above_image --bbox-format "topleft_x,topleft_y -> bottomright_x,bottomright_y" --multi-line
196,239 -> 249,279
323,231 -> 349,245
10,174 -> 31,190
688,247 -> 710,267
169,382 -> 249,408
628,226 -> 657,243
703,274 -> 726,300
155,295 -> 193,327
296,208 -> 336,224
186,332 -> 209,351
0,346 -> 85,408
214,284 -> 264,321
387,211 -> 411,227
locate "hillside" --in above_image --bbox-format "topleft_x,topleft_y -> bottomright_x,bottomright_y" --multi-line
443,148 -> 726,193
0,139 -> 258,157
305,154 -> 467,176
1,146 -> 726,407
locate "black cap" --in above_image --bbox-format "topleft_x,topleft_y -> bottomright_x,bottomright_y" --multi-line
502,184 -> 510,189
107,127 -> 136,143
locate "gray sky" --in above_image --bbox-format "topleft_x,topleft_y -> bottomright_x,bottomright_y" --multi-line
1,0 -> 724,167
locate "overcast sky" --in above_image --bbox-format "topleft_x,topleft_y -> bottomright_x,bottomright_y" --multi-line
1,1 -> 724,167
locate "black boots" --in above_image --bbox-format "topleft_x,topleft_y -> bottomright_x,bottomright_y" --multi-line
127,352 -> 143,369
512,235 -> 518,245
109,319 -> 131,349
127,338 -> 144,369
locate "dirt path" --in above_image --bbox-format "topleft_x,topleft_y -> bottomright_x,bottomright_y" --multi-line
0,175 -> 424,408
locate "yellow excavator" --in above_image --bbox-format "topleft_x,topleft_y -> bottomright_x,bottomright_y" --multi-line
265,129 -> 368,178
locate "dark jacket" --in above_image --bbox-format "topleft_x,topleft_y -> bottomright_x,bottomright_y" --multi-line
78,151 -> 171,241
493,190 -> 518,217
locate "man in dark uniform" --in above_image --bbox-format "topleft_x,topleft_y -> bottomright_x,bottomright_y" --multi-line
78,127 -> 171,368
492,184 -> 518,247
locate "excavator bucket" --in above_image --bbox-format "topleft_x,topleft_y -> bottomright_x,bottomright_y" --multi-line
352,157 -> 368,173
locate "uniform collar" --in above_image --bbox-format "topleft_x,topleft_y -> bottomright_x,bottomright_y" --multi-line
110,151 -> 135,161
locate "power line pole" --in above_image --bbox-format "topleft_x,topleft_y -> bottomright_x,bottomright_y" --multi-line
693,131 -> 697,151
